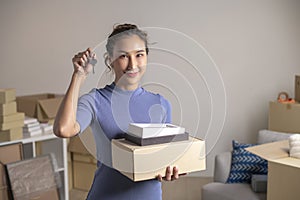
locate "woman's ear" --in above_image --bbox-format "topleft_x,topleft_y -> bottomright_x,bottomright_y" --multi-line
104,53 -> 113,70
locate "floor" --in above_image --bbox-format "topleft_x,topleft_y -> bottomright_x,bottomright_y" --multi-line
69,176 -> 212,200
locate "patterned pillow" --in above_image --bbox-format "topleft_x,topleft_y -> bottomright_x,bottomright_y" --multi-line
226,140 -> 268,184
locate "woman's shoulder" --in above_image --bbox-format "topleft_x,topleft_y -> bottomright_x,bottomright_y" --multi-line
141,88 -> 170,104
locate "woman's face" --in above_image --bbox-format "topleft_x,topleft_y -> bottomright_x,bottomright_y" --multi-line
110,35 -> 147,90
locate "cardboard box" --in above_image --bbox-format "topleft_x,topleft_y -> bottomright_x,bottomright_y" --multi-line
0,143 -> 23,200
128,123 -> 185,138
0,143 -> 23,164
125,132 -> 189,146
0,88 -> 16,104
0,128 -> 23,142
268,101 -> 300,133
16,93 -> 63,122
0,102 -> 17,116
68,161 -> 73,191
247,140 -> 300,200
112,136 -> 206,181
69,133 -> 97,191
69,136 -> 90,155
0,120 -> 24,131
296,75 -> 300,102
72,160 -> 96,191
0,112 -> 24,124
0,164 -> 9,200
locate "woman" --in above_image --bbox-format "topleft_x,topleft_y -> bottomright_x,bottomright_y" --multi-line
54,23 -> 181,200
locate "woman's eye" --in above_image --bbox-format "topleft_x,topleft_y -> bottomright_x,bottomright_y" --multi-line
119,55 -> 128,59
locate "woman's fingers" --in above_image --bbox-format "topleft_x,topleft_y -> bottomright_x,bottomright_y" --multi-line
72,48 -> 97,74
156,166 -> 181,182
172,166 -> 179,181
165,166 -> 172,181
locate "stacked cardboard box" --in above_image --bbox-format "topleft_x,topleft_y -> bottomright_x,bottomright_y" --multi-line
0,143 -> 23,200
16,93 -> 63,123
0,89 -> 24,142
112,136 -> 206,181
268,75 -> 300,133
68,128 -> 97,191
125,123 -> 188,146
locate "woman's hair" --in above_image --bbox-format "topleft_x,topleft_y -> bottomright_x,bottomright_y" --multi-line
104,23 -> 149,70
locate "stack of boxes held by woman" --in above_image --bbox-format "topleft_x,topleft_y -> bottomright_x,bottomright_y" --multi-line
0,89 -> 25,142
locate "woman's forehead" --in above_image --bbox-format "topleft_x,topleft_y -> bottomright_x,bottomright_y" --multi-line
113,35 -> 146,54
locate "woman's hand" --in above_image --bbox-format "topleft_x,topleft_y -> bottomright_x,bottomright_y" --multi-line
156,166 -> 186,182
72,48 -> 97,76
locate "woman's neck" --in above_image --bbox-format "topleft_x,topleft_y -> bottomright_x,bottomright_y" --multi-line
115,81 -> 139,91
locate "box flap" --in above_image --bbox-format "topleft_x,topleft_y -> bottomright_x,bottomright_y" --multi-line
246,140 -> 289,161
16,98 -> 37,117
69,136 -> 90,154
273,157 -> 300,169
38,97 -> 63,119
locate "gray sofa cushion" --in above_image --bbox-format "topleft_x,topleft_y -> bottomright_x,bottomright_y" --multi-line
257,129 -> 293,144
202,182 -> 266,200
214,152 -> 231,183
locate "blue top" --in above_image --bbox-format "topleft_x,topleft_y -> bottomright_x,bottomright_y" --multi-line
76,82 -> 171,200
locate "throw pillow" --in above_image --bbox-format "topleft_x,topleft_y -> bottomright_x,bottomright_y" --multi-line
226,140 -> 268,184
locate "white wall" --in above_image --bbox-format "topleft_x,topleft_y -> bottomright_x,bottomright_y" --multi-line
1,0 -> 300,176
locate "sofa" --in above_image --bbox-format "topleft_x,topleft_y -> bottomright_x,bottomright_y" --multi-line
201,129 -> 292,200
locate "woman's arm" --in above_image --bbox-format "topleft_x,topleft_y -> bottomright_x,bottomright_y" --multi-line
53,48 -> 96,138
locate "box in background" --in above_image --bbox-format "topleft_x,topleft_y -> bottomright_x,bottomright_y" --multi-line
72,160 -> 96,191
69,132 -> 97,191
0,102 -> 17,116
0,143 -> 23,200
0,89 -> 16,104
268,101 -> 300,133
112,136 -> 206,182
295,75 -> 300,102
16,93 -> 63,122
0,128 -> 23,142
247,140 -> 300,200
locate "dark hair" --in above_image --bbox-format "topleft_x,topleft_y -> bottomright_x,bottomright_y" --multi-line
104,23 -> 149,70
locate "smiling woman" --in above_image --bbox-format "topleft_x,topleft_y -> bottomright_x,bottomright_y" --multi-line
53,23 -> 182,200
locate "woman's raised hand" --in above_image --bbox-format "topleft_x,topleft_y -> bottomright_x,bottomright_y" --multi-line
72,48 -> 97,76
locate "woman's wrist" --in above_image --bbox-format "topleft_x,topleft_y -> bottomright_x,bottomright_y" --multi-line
72,71 -> 87,84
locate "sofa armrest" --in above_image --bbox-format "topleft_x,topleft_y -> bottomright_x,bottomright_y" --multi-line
214,151 -> 232,183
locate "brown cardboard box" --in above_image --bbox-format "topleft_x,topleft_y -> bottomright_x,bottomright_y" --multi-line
0,112 -> 24,124
0,128 -> 23,142
296,75 -> 300,102
0,89 -> 16,104
69,136 -> 90,155
112,136 -> 206,181
0,164 -> 9,200
73,160 -> 96,191
0,143 -> 23,164
69,134 -> 97,191
0,120 -> 24,131
16,93 -> 63,122
247,140 -> 300,200
68,161 -> 73,191
268,101 -> 300,133
0,102 -> 17,116
0,143 -> 23,200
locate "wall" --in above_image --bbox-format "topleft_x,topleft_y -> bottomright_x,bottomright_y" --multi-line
1,0 -> 300,177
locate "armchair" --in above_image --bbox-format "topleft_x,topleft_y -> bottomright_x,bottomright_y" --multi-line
201,129 -> 292,200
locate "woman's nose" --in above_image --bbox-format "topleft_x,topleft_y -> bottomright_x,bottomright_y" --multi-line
128,56 -> 137,69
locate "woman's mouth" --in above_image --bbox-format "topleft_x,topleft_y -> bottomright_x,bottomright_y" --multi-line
125,70 -> 139,77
